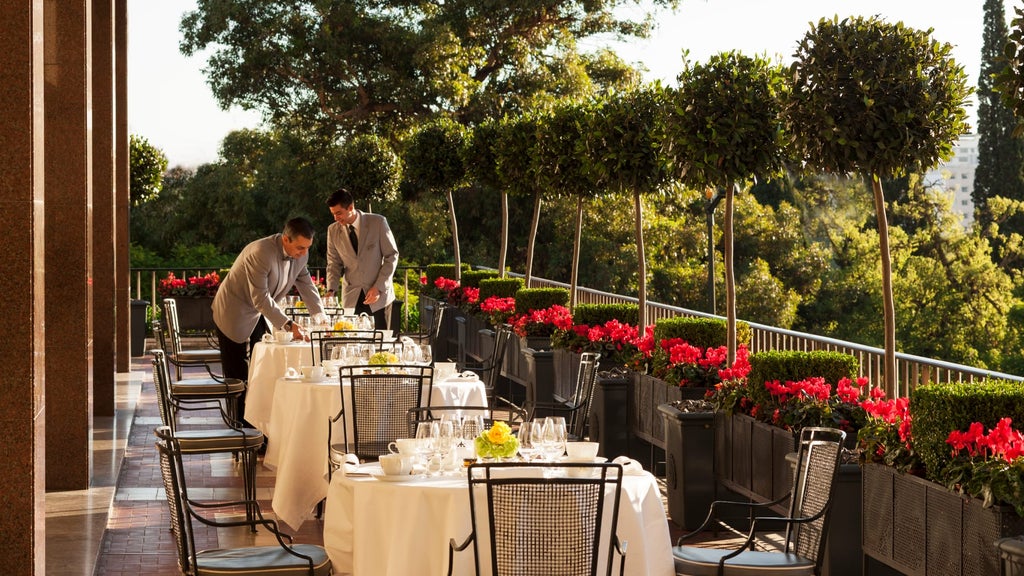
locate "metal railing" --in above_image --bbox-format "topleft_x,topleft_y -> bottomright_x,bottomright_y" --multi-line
518,275 -> 1024,399
130,265 -> 1023,398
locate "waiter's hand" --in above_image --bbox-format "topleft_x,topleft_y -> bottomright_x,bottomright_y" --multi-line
363,286 -> 381,305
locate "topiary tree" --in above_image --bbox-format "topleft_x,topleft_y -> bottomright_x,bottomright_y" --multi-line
786,16 -> 971,395
494,114 -> 545,285
337,133 -> 402,211
130,134 -> 168,206
665,51 -> 789,363
582,85 -> 673,329
463,119 -> 508,276
402,118 -> 468,281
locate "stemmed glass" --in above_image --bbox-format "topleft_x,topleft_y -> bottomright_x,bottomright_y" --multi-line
436,419 -> 455,474
461,414 -> 484,461
418,344 -> 432,365
541,417 -> 567,461
517,421 -> 538,462
414,421 -> 437,472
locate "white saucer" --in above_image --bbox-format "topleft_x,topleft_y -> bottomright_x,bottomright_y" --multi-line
371,473 -> 426,483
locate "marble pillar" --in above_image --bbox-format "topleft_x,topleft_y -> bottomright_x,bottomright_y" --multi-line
0,0 -> 47,572
92,0 -> 115,416
44,0 -> 93,491
114,0 -> 130,372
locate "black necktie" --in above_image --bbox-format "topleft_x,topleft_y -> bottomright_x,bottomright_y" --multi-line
348,224 -> 359,254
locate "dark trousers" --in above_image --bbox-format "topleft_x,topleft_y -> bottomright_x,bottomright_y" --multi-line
217,317 -> 269,424
355,290 -> 388,330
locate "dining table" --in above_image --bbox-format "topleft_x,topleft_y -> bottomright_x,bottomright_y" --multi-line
322,461 -> 675,576
253,367 -> 487,530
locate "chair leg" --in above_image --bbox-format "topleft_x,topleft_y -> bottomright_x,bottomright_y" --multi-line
242,448 -> 258,532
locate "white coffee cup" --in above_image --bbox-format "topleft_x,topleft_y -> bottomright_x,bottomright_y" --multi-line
300,365 -> 324,381
565,441 -> 600,459
261,333 -> 274,343
388,438 -> 423,456
274,330 -> 293,343
379,454 -> 413,476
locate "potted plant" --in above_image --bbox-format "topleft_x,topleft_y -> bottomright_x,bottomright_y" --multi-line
157,271 -> 221,332
860,380 -> 1024,576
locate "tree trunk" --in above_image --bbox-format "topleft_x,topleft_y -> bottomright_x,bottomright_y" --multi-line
447,189 -> 462,282
634,190 -> 647,330
498,191 -> 509,277
570,196 -> 584,310
872,175 -> 897,396
524,193 -> 542,286
724,182 -> 737,365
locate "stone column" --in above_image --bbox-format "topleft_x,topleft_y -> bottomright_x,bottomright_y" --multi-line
0,0 -> 47,572
114,0 -> 130,372
92,0 -> 115,416
44,0 -> 93,491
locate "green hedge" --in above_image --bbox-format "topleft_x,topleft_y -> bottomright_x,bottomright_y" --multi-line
911,379 -> 1024,481
478,277 -> 524,301
514,287 -> 570,314
745,350 -> 858,409
652,316 -> 751,349
572,303 -> 639,326
425,263 -> 470,287
461,269 -> 500,289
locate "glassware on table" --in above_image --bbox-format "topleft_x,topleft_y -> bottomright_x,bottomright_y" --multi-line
541,417 -> 567,461
517,421 -> 539,462
414,421 -> 437,470
418,344 -> 432,364
436,419 -> 455,473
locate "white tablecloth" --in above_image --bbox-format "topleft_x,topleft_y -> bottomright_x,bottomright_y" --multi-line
323,466 -> 674,576
262,372 -> 488,530
246,341 -> 313,432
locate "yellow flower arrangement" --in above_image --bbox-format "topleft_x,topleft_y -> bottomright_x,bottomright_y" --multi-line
333,319 -> 355,331
368,351 -> 399,365
474,421 -> 519,459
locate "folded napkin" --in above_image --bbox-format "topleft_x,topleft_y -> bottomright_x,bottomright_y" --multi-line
611,456 -> 647,476
340,453 -> 366,475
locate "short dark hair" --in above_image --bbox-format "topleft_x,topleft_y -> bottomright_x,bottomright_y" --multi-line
283,217 -> 315,240
326,188 -> 354,208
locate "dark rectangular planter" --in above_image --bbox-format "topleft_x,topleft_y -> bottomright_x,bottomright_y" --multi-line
456,313 -> 489,366
553,348 -> 582,402
589,370 -> 630,459
523,347 -> 556,417
713,412 -> 795,506
862,462 -> 1024,576
659,402 -> 715,531
627,372 -> 705,450
171,296 -> 215,332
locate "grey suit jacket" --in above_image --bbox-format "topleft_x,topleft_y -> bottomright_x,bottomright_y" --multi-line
213,233 -> 324,343
326,211 -> 399,313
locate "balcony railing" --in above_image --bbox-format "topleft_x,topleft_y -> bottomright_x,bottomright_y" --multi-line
130,265 -> 1023,398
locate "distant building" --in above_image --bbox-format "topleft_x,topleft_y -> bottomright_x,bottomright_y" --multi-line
923,133 -> 978,227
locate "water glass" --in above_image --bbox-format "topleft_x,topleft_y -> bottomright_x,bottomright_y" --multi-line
542,417 -> 567,461
517,421 -> 538,461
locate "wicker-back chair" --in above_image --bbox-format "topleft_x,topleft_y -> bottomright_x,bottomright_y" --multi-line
161,298 -> 222,380
309,329 -> 385,364
154,426 -> 331,575
671,426 -> 846,575
448,461 -> 627,576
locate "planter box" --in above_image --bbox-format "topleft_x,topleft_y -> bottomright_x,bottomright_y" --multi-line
171,296 -> 215,332
553,349 -> 582,402
455,313 -> 489,366
659,402 -> 715,530
522,347 -> 556,417
589,370 -> 630,459
629,372 -> 708,450
714,412 -> 795,506
862,462 -> 1024,576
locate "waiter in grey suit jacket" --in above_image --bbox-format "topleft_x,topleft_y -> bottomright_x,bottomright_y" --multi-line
324,188 -> 399,329
213,217 -> 325,421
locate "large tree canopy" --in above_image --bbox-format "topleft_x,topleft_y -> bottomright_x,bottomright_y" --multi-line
180,0 -> 668,136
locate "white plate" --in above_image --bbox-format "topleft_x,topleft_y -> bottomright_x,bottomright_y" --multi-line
371,473 -> 427,483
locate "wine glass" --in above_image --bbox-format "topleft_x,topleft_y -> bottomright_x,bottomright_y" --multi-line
530,419 -> 550,461
542,417 -> 567,461
419,344 -> 433,364
414,421 -> 437,470
517,421 -> 538,462
436,419 -> 455,473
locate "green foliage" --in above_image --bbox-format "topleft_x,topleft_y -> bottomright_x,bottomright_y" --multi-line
911,379 -> 1024,482
478,277 -> 524,301
787,16 -> 971,177
513,287 -> 570,314
736,258 -> 800,330
460,269 -> 499,289
337,134 -> 402,206
572,303 -> 639,326
652,317 -> 750,349
179,0 -> 676,137
747,351 -> 858,388
425,263 -> 468,287
666,51 -> 789,188
534,100 -> 601,199
129,134 -> 168,206
402,118 -> 468,197
463,119 -> 503,193
997,5 -> 1024,137
494,115 -> 542,199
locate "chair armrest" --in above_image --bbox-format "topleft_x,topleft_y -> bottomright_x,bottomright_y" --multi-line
448,534 -> 475,576
676,494 -> 791,544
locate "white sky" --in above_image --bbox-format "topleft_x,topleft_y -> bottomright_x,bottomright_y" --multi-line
128,0 -> 1012,169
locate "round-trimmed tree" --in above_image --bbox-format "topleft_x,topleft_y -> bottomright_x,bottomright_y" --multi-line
786,16 -> 971,395
337,133 -> 402,211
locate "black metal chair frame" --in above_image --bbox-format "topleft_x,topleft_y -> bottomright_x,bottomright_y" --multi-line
403,302 -> 446,351
150,349 -> 262,529
458,322 -> 513,400
672,426 -> 847,576
160,298 -> 223,381
449,461 -> 627,576
327,364 -> 433,469
309,329 -> 385,364
406,404 -> 529,438
529,351 -> 601,440
154,426 -> 331,576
